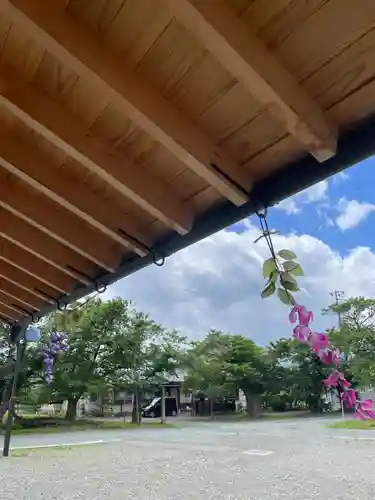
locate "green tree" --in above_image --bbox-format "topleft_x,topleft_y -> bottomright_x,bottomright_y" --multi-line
324,297 -> 375,387
106,310 -> 187,423
184,331 -> 269,416
267,338 -> 331,411
183,335 -> 233,416
37,297 -> 132,420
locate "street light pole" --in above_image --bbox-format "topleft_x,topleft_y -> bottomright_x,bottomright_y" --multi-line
329,291 -> 345,418
330,290 -> 345,328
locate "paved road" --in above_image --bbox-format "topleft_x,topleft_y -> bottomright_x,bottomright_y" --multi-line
1,417 -> 375,499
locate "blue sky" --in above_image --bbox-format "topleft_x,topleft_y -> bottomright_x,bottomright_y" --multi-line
228,155 -> 375,256
108,155 -> 375,343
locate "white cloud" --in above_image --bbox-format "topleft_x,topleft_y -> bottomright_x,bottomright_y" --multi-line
334,171 -> 349,183
336,198 -> 375,230
275,180 -> 328,214
303,180 -> 328,202
104,223 -> 375,345
274,198 -> 300,215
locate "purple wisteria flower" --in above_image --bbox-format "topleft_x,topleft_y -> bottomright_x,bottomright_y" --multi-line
41,331 -> 68,383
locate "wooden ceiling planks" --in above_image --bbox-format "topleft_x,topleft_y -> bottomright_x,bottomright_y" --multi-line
3,0 -> 252,206
0,0 -> 372,326
166,0 -> 337,162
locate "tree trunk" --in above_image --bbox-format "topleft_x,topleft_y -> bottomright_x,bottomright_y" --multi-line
209,398 -> 214,418
131,391 -> 137,423
131,388 -> 141,424
65,398 -> 79,421
136,388 -> 142,425
244,392 -> 261,417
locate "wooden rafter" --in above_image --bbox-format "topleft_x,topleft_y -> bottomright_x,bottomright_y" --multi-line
0,305 -> 19,322
0,238 -> 75,294
0,71 -> 192,236
3,0 -> 252,206
0,271 -> 52,303
0,260 -> 59,303
0,279 -> 43,310
0,300 -> 27,317
166,0 -> 337,162
0,169 -> 119,272
0,129 -> 149,257
0,207 -> 95,285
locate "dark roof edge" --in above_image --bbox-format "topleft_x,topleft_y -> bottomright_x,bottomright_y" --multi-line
13,114 -> 375,340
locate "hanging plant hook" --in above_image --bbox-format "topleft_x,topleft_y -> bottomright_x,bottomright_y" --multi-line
151,249 -> 166,267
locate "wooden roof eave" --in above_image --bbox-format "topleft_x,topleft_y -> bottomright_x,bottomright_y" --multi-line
12,111 -> 375,341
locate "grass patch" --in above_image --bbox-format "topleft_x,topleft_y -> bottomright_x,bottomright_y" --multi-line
189,410 -> 311,423
261,411 -> 311,420
0,418 -> 174,435
329,419 -> 375,430
9,442 -> 111,457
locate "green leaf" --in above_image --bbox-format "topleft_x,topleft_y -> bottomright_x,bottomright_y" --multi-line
261,281 -> 276,299
278,249 -> 297,260
289,263 -> 304,276
269,271 -> 278,284
281,272 -> 298,292
282,281 -> 299,292
281,272 -> 297,287
277,288 -> 294,305
283,261 -> 297,272
262,258 -> 276,278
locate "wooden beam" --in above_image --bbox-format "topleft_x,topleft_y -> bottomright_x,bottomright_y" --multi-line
0,300 -> 28,317
0,207 -> 96,285
0,73 -> 192,236
0,260 -> 59,303
0,270 -> 53,303
3,0 -> 251,206
165,0 -> 337,162
0,305 -> 19,322
0,169 -> 119,272
0,278 -> 44,310
0,290 -> 38,314
0,238 -> 75,294
0,130 -> 149,257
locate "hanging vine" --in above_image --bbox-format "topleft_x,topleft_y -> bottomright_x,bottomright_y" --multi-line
255,209 -> 375,420
256,210 -> 304,306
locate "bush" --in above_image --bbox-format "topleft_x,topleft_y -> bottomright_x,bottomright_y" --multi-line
270,398 -> 287,412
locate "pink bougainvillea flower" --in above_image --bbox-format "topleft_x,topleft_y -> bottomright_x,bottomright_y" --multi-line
355,400 -> 374,420
293,325 -> 311,343
361,399 -> 373,410
323,371 -> 348,388
289,306 -> 298,324
355,411 -> 367,420
286,304 -> 375,420
289,305 -> 313,326
317,348 -> 333,365
309,332 -> 329,352
342,389 -> 356,408
323,372 -> 339,387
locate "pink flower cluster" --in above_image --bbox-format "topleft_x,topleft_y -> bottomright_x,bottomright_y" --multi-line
289,305 -> 339,366
289,304 -> 375,420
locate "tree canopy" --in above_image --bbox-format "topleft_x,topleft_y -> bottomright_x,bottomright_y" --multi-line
1,294 -> 374,423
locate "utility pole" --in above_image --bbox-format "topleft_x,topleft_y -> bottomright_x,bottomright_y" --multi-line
330,290 -> 346,418
330,290 -> 345,328
161,385 -> 166,424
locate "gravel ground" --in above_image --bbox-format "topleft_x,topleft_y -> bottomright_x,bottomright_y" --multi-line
1,417 -> 375,499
